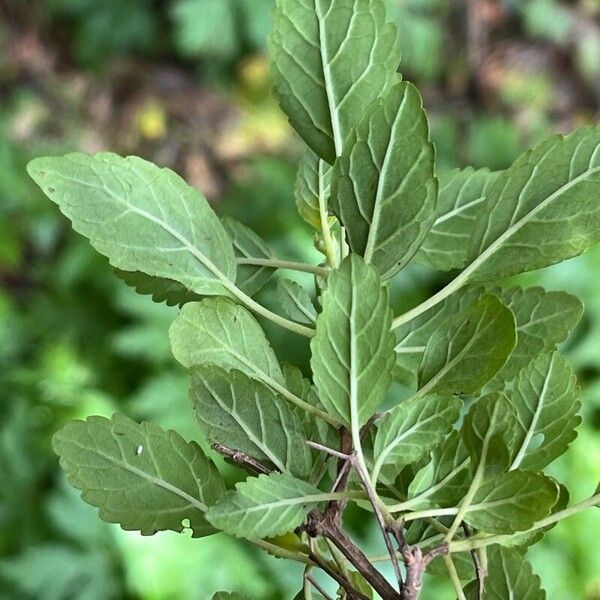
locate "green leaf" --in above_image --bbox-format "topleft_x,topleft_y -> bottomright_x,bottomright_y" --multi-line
27,152 -> 237,298
114,269 -> 203,307
212,594 -> 249,600
462,393 -> 519,475
467,126 -> 600,281
206,473 -> 324,539
170,298 -> 284,383
418,295 -> 516,395
190,366 -> 312,478
331,82 -> 436,278
464,470 -> 559,534
222,217 -> 276,296
277,278 -> 317,325
311,255 -> 396,427
281,363 -> 337,447
395,286 -> 581,389
373,395 -> 462,475
415,167 -> 499,271
489,287 -> 583,385
407,431 -> 470,508
464,546 -> 546,599
295,148 -> 333,231
508,352 -> 581,471
270,0 -> 400,163
53,414 -> 225,536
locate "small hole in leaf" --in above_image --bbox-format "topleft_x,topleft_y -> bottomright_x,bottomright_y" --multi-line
136,445 -> 144,456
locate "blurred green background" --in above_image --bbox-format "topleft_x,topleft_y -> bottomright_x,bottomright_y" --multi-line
1,0 -> 600,598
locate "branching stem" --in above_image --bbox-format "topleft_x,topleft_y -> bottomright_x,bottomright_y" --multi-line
236,257 -> 330,278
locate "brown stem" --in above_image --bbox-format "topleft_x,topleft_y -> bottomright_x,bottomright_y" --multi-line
462,524 -> 486,598
308,538 -> 369,600
211,443 -> 271,475
308,512 -> 400,600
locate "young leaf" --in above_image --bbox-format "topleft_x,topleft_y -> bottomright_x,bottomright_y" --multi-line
27,153 -> 237,298
464,546 -> 545,599
406,431 -> 470,509
222,217 -> 275,296
277,278 -> 317,325
311,255 -> 396,427
190,367 -> 313,478
462,393 -> 520,475
331,82 -> 436,278
170,298 -> 284,384
295,148 -> 333,231
415,167 -> 499,271
418,295 -> 516,395
508,352 -> 581,471
468,126 -> 600,281
114,269 -> 203,307
270,0 -> 400,163
372,395 -> 462,476
53,414 -> 225,536
206,473 -> 324,539
464,470 -> 559,534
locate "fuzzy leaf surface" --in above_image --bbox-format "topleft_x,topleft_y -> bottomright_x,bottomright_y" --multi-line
508,352 -> 580,470
27,153 -> 236,297
416,167 -> 499,271
331,82 -> 436,278
418,295 -> 516,395
190,367 -> 312,478
270,0 -> 399,163
53,414 -> 225,536
206,473 -> 324,539
468,126 -> 600,281
311,256 -> 396,427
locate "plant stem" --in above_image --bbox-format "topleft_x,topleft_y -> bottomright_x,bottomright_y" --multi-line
444,555 -> 467,600
317,163 -> 339,268
449,491 -> 600,553
444,459 -> 485,542
236,257 -> 330,278
222,277 -> 315,337
251,538 -> 312,564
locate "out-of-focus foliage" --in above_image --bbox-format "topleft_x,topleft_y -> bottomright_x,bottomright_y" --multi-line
1,0 -> 599,598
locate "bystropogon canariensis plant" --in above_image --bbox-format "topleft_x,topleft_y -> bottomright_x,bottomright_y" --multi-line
27,1 -> 600,598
